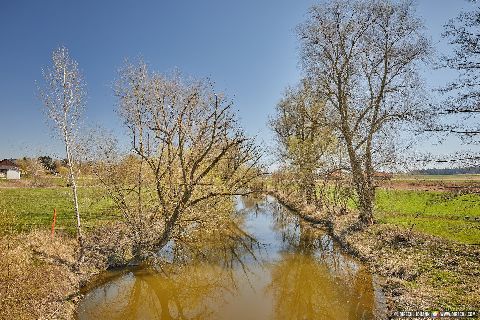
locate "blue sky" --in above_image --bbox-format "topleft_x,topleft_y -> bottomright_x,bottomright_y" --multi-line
0,0 -> 475,159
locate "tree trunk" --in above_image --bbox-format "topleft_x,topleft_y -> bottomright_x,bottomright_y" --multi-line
303,181 -> 314,205
156,213 -> 178,252
346,143 -> 375,226
65,134 -> 84,263
360,141 -> 375,225
357,185 -> 374,225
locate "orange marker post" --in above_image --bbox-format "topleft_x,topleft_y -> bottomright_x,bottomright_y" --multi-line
51,208 -> 57,239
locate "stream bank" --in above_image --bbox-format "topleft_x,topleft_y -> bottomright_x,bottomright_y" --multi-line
269,190 -> 480,314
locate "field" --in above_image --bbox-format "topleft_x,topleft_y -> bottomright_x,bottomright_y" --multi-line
375,189 -> 480,244
0,185 -> 117,234
372,174 -> 480,245
1,175 -> 479,245
393,174 -> 480,181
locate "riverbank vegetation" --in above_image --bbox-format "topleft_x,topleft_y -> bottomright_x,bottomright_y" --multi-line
267,0 -> 480,314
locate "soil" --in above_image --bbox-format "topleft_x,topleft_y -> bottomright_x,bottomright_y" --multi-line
377,179 -> 480,193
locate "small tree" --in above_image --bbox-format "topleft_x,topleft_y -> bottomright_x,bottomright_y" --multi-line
37,46 -> 86,261
297,0 -> 430,224
16,157 -> 46,185
270,80 -> 336,206
38,156 -> 56,174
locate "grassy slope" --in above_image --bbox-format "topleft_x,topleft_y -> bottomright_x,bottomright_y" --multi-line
375,189 -> 480,244
0,187 -> 117,233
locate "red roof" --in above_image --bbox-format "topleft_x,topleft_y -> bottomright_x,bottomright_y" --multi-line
0,159 -> 19,170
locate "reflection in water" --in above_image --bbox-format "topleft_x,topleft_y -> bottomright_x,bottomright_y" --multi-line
80,265 -> 232,320
268,254 -> 374,320
77,196 -> 380,320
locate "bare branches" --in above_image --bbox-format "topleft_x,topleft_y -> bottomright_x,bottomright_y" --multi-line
38,47 -> 86,141
297,0 -> 430,224
438,1 -> 480,141
37,46 -> 86,263
98,60 -> 262,258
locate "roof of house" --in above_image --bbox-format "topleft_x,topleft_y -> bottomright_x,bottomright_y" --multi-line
0,159 -> 19,171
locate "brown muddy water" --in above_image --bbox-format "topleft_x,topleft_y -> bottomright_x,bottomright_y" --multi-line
77,196 -> 385,320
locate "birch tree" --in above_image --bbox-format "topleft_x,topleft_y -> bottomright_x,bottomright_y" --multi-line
37,46 -> 86,261
298,0 -> 431,224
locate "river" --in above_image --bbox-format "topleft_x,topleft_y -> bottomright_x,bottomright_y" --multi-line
77,195 -> 385,320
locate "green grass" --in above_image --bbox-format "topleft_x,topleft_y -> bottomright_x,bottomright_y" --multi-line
312,182 -> 480,244
379,216 -> 479,244
376,189 -> 480,219
375,189 -> 480,244
0,187 -> 118,234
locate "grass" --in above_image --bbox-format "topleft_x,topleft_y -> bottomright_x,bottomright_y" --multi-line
375,189 -> 480,244
2,178 -> 479,244
379,216 -> 479,244
312,180 -> 480,244
376,189 -> 480,219
0,187 -> 118,234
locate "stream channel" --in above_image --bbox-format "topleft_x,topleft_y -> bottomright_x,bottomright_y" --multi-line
77,195 -> 385,320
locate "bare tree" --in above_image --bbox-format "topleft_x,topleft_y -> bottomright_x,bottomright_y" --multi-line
37,46 -> 86,261
298,0 -> 431,224
437,0 -> 480,140
15,157 -> 46,185
96,61 -> 261,259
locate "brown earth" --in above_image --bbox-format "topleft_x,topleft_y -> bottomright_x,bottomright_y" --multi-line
377,179 -> 480,193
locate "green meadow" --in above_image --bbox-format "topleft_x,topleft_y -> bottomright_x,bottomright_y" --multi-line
1,182 -> 479,243
0,187 -> 117,234
375,189 -> 480,244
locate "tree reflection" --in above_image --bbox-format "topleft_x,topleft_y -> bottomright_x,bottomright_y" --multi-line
238,193 -> 265,212
78,196 -> 377,320
266,195 -> 375,320
79,216 -> 260,320
79,263 -> 228,319
267,252 -> 375,320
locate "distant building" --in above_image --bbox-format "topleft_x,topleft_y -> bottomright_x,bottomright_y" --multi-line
0,159 -> 20,179
373,171 -> 393,180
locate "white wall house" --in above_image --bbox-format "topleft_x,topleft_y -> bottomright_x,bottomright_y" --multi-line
0,159 -> 21,180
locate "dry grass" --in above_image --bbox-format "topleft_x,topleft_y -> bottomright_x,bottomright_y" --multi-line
0,231 -> 79,320
345,224 -> 480,311
0,215 -> 133,320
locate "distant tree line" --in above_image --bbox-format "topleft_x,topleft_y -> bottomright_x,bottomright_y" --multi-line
412,167 -> 480,175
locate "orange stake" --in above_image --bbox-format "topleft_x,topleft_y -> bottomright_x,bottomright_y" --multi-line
51,208 -> 57,239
